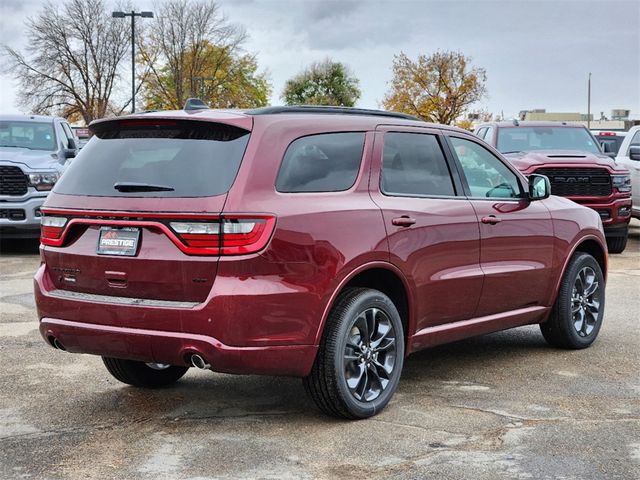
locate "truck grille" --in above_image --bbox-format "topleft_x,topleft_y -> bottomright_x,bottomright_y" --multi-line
535,167 -> 611,197
0,166 -> 29,196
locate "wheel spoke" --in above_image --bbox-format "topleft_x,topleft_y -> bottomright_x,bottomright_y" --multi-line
370,322 -> 392,349
374,337 -> 396,352
354,314 -> 369,346
573,308 -> 585,335
355,365 -> 369,400
346,362 -> 365,391
586,299 -> 600,315
365,308 -> 378,344
584,279 -> 599,297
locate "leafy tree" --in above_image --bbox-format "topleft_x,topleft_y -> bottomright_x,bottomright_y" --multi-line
282,59 -> 361,107
383,51 -> 487,124
140,0 -> 270,110
2,0 -> 130,123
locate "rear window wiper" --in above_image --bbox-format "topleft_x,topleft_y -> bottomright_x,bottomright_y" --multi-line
113,181 -> 175,192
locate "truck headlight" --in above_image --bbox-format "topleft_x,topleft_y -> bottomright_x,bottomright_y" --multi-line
611,175 -> 631,193
28,172 -> 60,191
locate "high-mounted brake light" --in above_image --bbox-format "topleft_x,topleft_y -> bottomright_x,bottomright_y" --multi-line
599,132 -> 616,136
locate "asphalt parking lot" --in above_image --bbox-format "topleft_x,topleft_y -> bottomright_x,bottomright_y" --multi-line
0,220 -> 638,480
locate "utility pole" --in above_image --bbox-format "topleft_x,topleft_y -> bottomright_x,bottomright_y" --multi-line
112,10 -> 154,113
587,72 -> 591,129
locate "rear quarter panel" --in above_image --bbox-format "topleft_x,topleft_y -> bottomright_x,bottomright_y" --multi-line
217,120 -> 392,346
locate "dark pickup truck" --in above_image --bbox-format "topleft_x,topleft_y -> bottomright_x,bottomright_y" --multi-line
476,121 -> 632,253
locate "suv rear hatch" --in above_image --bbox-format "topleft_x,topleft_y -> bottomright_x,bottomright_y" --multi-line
39,116 -> 268,304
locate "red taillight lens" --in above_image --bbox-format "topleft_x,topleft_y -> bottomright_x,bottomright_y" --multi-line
40,216 -> 67,244
169,216 -> 275,255
220,217 -> 274,255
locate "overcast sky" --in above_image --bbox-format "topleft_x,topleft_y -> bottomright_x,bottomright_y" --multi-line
0,0 -> 638,120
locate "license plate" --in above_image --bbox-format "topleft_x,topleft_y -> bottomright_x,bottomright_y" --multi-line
96,227 -> 140,256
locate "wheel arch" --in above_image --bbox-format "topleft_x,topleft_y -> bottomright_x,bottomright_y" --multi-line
549,235 -> 607,312
314,262 -> 415,355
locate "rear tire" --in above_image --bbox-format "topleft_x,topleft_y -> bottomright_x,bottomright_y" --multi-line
102,357 -> 188,388
606,233 -> 627,254
540,252 -> 605,349
303,287 -> 405,419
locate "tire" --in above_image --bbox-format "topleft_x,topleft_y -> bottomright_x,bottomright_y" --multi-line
303,287 -> 405,419
540,252 -> 605,349
606,233 -> 627,254
102,357 -> 188,388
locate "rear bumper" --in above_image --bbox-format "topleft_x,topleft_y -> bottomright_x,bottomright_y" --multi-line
39,318 -> 316,377
34,264 -> 318,377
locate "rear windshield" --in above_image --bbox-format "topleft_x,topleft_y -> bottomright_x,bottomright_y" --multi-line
0,121 -> 56,151
497,127 -> 600,154
54,120 -> 250,197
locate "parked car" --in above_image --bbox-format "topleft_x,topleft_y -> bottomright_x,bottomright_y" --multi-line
615,125 -> 640,219
0,114 -> 77,239
591,130 -> 627,157
476,121 -> 632,253
36,105 -> 608,419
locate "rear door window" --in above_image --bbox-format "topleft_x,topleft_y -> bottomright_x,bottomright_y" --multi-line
381,132 -> 455,197
53,120 -> 250,197
276,132 -> 365,192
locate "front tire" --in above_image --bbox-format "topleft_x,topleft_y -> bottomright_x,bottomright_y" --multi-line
102,357 -> 188,388
303,288 -> 405,419
540,252 -> 605,349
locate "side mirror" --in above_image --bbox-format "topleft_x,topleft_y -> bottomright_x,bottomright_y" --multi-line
630,145 -> 640,161
528,174 -> 550,200
63,148 -> 76,159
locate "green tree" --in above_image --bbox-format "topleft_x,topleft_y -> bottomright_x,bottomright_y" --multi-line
282,59 -> 361,107
383,51 -> 487,124
140,0 -> 270,110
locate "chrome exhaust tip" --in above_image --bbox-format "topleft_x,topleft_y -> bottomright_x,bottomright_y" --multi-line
51,337 -> 66,351
190,353 -> 210,370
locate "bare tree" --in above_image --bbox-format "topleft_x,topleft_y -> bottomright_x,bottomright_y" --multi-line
3,0 -> 130,123
140,0 -> 248,109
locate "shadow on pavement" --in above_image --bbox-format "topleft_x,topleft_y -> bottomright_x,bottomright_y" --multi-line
0,239 -> 41,255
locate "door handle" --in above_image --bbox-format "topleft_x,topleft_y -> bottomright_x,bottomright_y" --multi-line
481,215 -> 502,225
392,216 -> 416,227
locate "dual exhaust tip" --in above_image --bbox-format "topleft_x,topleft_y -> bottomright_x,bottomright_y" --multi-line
49,336 -> 66,351
190,353 -> 210,370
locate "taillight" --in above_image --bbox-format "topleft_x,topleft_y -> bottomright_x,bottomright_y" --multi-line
170,215 -> 275,255
40,216 -> 67,244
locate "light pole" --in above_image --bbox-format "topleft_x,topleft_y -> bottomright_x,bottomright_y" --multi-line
587,72 -> 591,129
112,10 -> 154,113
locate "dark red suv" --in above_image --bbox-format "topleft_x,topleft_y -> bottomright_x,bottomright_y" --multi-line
35,105 -> 608,419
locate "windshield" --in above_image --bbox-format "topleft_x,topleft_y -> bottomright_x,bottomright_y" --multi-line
54,120 -> 250,197
0,121 -> 56,151
497,127 -> 600,154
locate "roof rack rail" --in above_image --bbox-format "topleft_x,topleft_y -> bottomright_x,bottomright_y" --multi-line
245,105 -> 421,121
184,98 -> 209,111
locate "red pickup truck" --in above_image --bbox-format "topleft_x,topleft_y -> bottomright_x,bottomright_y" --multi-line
476,121 -> 632,253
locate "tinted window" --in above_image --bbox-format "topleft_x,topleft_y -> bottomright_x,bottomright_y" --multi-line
382,132 -> 455,196
450,137 -> 522,199
476,127 -> 487,139
61,122 -> 76,149
54,120 -> 250,197
276,132 -> 364,192
631,130 -> 640,146
0,121 -> 55,151
483,126 -> 494,142
496,127 -> 600,154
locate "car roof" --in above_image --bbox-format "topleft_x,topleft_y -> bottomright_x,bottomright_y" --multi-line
91,106 -> 470,135
478,120 -> 586,129
0,114 -> 60,122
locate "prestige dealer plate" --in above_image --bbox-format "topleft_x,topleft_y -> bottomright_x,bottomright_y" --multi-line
96,227 -> 140,256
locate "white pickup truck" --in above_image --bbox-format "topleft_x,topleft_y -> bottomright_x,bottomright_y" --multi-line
616,126 -> 640,219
